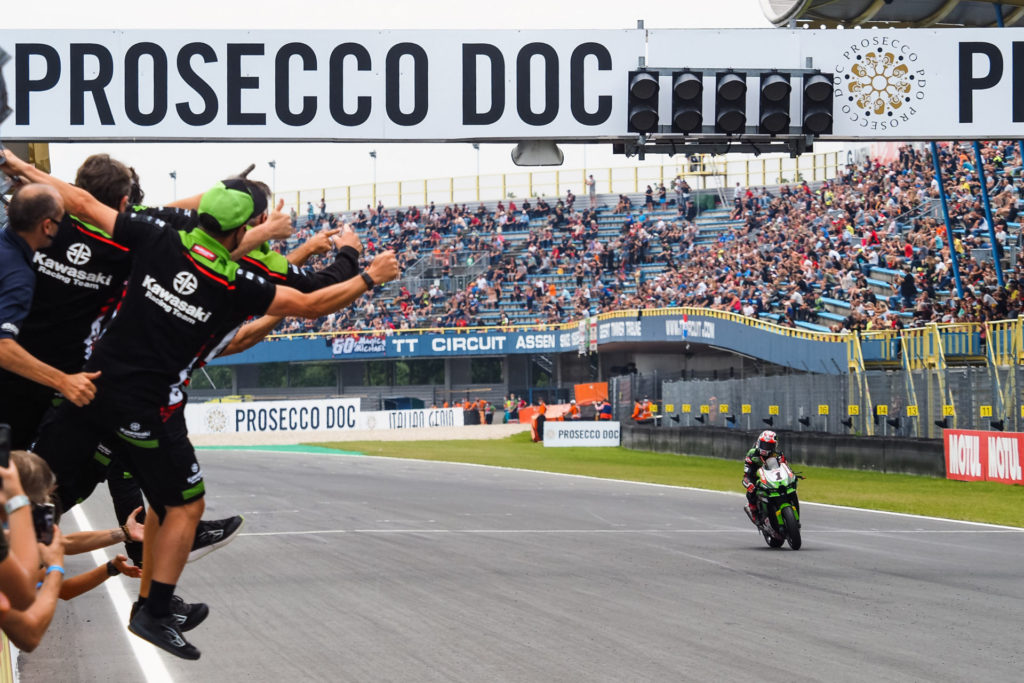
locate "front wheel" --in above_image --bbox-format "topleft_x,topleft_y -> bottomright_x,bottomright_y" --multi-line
782,506 -> 802,550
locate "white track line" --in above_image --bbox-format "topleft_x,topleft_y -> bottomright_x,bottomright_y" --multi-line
201,447 -> 1024,532
69,506 -> 174,683
239,528 -> 1022,537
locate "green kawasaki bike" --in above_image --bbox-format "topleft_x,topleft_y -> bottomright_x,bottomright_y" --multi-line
744,456 -> 803,550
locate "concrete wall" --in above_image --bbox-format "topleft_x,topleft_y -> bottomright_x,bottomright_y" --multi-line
622,426 -> 945,476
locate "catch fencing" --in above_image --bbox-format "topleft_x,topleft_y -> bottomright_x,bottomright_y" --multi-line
611,364 -> 1022,440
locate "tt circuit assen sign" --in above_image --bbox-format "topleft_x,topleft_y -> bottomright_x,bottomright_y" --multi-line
944,429 -> 1024,485
3,28 -> 1024,141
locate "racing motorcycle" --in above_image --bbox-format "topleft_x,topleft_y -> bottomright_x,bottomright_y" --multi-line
743,456 -> 803,550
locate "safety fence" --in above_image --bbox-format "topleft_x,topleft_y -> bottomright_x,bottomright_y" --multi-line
621,426 -> 944,476
278,150 -> 842,212
625,363 -> 1020,441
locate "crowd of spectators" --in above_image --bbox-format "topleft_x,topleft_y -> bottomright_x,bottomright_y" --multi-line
270,141 -> 1024,338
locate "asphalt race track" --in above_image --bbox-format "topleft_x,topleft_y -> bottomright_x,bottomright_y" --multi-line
22,449 -> 1024,682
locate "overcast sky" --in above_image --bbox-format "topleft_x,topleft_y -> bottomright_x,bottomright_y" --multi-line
5,0 -> 773,205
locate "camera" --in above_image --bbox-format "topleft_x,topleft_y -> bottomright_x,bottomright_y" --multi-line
0,142 -> 12,232
0,423 -> 10,468
32,503 -> 55,545
0,46 -> 10,126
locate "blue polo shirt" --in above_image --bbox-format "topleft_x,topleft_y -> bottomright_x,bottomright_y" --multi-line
0,227 -> 35,340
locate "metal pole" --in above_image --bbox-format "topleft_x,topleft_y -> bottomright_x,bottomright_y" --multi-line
973,141 -> 1005,286
993,5 -> 1024,168
931,141 -> 964,297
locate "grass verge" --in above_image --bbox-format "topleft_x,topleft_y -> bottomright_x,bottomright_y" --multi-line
314,432 -> 1024,528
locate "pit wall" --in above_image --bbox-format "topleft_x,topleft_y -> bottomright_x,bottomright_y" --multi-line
622,426 -> 944,476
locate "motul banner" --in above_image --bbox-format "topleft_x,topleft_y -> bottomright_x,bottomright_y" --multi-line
944,429 -> 1024,485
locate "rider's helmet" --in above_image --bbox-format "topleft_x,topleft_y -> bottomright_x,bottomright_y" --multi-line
756,430 -> 777,458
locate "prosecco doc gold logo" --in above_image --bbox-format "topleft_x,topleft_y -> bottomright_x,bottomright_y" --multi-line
206,407 -> 227,433
834,36 -> 927,131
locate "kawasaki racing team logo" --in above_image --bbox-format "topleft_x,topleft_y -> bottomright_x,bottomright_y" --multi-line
173,271 -> 198,296
66,242 -> 92,265
140,274 -> 213,324
835,36 -> 927,131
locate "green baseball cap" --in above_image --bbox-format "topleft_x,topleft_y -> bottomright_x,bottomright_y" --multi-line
197,178 -> 267,232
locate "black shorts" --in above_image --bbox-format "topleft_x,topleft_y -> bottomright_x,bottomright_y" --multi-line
34,397 -> 203,512
0,371 -> 58,450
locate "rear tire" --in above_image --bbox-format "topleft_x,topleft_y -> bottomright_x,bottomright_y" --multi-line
782,506 -> 801,550
763,529 -> 784,548
762,506 -> 784,547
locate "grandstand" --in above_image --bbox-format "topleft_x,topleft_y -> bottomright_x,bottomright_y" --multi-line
267,141 -> 1024,341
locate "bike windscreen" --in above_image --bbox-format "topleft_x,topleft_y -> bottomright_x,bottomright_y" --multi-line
762,456 -> 781,470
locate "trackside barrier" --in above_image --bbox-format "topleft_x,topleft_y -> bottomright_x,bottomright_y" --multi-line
544,422 -> 621,448
622,426 -> 944,476
184,398 -> 472,436
358,408 -> 464,430
184,398 -> 361,435
944,429 -> 1024,485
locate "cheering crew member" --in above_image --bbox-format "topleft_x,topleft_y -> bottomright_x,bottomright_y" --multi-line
0,184 -> 100,435
4,150 -> 399,660
0,155 -> 266,567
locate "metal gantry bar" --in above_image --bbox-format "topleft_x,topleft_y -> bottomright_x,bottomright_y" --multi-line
994,4 -> 1024,169
973,141 -> 1006,286
931,141 -> 965,297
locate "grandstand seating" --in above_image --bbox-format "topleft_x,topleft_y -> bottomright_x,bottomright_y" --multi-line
273,142 -> 1024,338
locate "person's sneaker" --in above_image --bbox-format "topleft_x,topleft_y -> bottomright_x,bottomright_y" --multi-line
188,515 -> 244,563
170,595 -> 209,632
130,596 -> 209,632
128,608 -> 201,660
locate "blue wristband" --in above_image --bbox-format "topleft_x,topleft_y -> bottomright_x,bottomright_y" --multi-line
45,565 -> 64,577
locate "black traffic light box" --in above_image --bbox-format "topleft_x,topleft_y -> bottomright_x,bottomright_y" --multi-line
802,71 -> 833,135
671,70 -> 703,134
627,70 -> 659,134
758,71 -> 791,135
715,71 -> 746,134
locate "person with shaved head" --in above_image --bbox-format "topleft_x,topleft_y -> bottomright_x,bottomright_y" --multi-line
0,183 -> 101,419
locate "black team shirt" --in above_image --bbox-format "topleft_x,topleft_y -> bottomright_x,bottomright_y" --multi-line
12,208 -> 197,375
8,205 -> 354,407
85,212 -> 276,408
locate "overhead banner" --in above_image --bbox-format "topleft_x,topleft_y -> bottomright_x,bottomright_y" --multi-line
944,429 -> 1024,485
0,29 -> 639,141
1,28 -> 1023,141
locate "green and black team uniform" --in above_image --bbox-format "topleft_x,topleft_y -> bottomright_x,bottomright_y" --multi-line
240,238 -> 360,293
0,213 -> 135,449
34,206 -> 277,517
0,206 -> 200,563
114,231 -> 360,514
0,206 -> 200,448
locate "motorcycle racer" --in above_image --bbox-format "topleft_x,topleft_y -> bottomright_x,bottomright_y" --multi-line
742,430 -> 785,525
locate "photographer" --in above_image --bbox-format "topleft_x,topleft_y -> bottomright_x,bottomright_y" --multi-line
0,523 -> 63,653
0,449 -> 142,651
0,447 -> 64,651
0,452 -> 42,610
